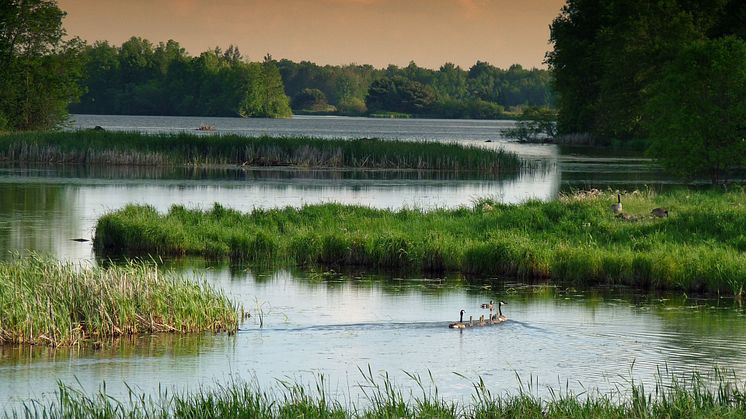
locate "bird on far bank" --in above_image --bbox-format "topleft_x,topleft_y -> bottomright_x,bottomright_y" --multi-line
610,193 -> 623,215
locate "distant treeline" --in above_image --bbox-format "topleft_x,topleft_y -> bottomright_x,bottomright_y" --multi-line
70,38 -> 291,118
278,60 -> 554,118
70,37 -> 554,119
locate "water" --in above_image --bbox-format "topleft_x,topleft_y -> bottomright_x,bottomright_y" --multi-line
2,268 -> 744,407
0,115 -> 730,409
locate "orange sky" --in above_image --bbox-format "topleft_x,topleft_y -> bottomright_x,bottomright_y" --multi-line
58,0 -> 565,69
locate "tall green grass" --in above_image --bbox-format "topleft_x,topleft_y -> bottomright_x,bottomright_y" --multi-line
0,255 -> 238,346
0,131 -> 522,173
7,368 -> 746,418
94,189 -> 746,294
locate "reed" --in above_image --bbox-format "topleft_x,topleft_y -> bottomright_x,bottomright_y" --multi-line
7,369 -> 746,418
0,254 -> 238,346
0,131 -> 522,174
94,189 -> 746,294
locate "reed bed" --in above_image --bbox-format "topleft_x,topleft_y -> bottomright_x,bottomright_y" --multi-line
0,131 -> 522,174
0,255 -> 238,346
94,189 -> 746,294
8,368 -> 746,418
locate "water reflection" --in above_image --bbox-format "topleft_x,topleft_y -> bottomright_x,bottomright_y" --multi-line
1,267 -> 745,408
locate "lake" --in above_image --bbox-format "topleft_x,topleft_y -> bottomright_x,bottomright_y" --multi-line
0,115 -> 732,409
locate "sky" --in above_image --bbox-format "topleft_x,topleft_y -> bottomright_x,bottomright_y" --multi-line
58,0 -> 565,70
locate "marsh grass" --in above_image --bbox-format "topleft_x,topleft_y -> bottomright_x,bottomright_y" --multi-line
0,254 -> 238,346
7,368 -> 746,418
0,131 -> 522,174
94,189 -> 746,294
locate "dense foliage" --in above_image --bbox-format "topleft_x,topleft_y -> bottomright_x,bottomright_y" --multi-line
94,190 -> 746,295
547,0 -> 746,142
0,0 -> 85,131
70,39 -> 291,118
645,37 -> 746,183
279,59 -> 554,118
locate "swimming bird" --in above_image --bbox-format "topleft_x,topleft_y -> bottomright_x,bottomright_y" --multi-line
449,309 -> 466,329
651,208 -> 668,218
492,301 -> 508,323
610,193 -> 623,215
481,300 -> 494,321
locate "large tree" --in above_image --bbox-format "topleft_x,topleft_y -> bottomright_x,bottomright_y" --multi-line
0,0 -> 84,131
546,0 -> 742,142
645,37 -> 746,183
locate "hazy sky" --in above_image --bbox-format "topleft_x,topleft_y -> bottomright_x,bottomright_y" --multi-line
58,0 -> 565,69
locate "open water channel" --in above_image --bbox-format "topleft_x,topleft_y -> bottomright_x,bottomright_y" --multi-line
0,115 -> 742,409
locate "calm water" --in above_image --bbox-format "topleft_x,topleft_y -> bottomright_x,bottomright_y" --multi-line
2,268 -> 745,408
0,115 -> 730,409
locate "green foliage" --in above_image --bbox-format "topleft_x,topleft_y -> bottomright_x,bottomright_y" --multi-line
71,39 -> 291,118
0,0 -> 85,131
547,0 -> 746,142
645,37 -> 746,183
292,88 -> 331,111
277,59 -> 553,118
503,107 -> 558,142
94,190 -> 746,294
366,76 -> 436,115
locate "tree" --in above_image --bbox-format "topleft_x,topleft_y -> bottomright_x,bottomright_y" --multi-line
292,88 -> 329,110
547,0 -> 744,142
645,37 -> 746,183
365,76 -> 435,115
0,0 -> 84,130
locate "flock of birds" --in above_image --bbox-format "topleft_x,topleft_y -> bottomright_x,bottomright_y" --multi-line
610,193 -> 668,219
448,300 -> 507,329
447,194 -> 667,330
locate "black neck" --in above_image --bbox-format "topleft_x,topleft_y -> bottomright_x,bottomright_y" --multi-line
459,312 -> 463,322
498,305 -> 502,316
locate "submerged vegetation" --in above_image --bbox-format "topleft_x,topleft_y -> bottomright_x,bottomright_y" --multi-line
94,189 -> 746,294
9,368 -> 746,418
0,255 -> 237,346
0,131 -> 521,173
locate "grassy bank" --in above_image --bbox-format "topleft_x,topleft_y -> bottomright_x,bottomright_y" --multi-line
0,131 -> 521,173
9,370 -> 746,417
0,255 -> 238,346
94,189 -> 746,294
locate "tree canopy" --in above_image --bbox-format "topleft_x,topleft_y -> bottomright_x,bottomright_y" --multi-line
547,0 -> 746,141
278,59 -> 553,118
0,0 -> 84,131
645,37 -> 746,183
71,39 -> 291,118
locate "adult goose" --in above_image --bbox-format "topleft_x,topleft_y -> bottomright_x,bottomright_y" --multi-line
492,301 -> 508,323
449,309 -> 466,329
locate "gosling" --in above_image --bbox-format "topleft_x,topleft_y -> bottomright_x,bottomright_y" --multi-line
610,193 -> 623,215
449,309 -> 466,329
651,208 -> 668,218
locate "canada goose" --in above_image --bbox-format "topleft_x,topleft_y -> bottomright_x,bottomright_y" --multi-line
651,208 -> 668,218
610,193 -> 623,214
449,309 -> 466,329
493,301 -> 508,322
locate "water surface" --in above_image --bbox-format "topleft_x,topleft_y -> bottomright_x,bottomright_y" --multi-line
1,268 -> 744,408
